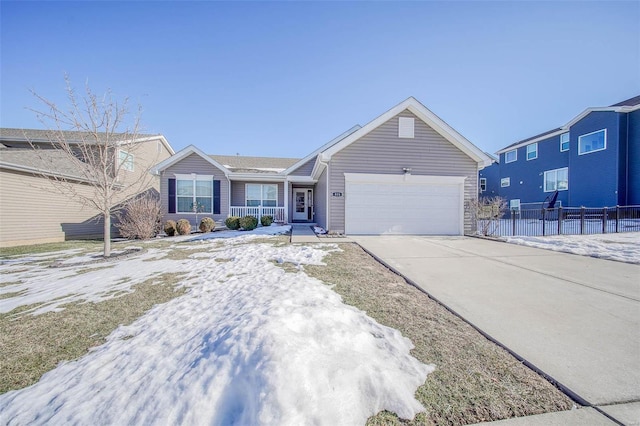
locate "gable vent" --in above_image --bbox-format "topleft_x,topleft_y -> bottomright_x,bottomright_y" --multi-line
398,117 -> 415,138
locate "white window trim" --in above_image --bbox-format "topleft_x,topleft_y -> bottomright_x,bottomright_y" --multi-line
578,128 -> 607,155
560,132 -> 570,152
479,177 -> 487,192
119,150 -> 134,172
398,117 -> 415,138
175,174 -> 214,214
245,183 -> 278,207
543,167 -> 569,193
526,143 -> 538,161
504,149 -> 517,163
501,177 -> 510,187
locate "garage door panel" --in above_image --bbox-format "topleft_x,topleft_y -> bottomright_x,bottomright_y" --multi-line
345,177 -> 462,235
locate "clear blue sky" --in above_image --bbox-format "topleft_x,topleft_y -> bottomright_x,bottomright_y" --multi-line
1,1 -> 638,158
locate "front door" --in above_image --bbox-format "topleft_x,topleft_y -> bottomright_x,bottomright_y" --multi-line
293,188 -> 313,221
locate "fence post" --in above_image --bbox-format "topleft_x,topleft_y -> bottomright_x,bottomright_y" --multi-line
602,207 -> 607,234
558,207 -> 563,235
259,205 -> 263,221
580,206 -> 585,235
512,211 -> 516,236
541,208 -> 546,236
615,205 -> 620,233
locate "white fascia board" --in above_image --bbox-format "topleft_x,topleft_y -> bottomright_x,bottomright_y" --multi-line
286,176 -> 317,184
282,125 -> 362,176
344,172 -> 466,185
133,135 -> 175,155
151,144 -> 229,176
321,97 -> 492,167
495,129 -> 566,155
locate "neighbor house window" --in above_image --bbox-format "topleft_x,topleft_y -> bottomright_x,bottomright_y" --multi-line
246,184 -> 277,207
578,129 -> 606,155
544,167 -> 568,192
398,117 -> 415,138
505,149 -> 517,163
526,143 -> 538,160
480,178 -> 487,192
176,175 -> 213,213
560,132 -> 570,152
119,150 -> 134,171
501,177 -> 510,187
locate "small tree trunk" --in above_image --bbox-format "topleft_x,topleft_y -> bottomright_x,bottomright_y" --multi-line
103,212 -> 111,257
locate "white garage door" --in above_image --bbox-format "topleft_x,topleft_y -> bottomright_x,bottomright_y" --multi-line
344,173 -> 465,235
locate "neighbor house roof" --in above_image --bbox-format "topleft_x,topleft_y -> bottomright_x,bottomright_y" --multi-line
496,95 -> 640,154
0,128 -> 175,155
0,127 -> 175,181
0,148 -> 94,182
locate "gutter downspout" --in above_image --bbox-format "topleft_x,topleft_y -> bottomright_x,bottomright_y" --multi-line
317,153 -> 330,231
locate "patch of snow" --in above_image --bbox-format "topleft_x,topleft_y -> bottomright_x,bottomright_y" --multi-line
314,226 -> 327,235
0,237 -> 433,425
505,232 -> 640,264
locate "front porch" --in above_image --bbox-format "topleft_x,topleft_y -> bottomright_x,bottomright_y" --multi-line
229,206 -> 286,223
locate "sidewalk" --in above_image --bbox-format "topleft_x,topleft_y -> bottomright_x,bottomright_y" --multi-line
290,224 -> 320,243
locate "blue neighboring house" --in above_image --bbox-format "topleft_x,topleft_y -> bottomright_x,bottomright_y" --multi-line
482,95 -> 640,209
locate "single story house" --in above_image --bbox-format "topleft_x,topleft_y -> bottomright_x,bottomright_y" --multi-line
0,128 -> 174,247
153,97 -> 492,235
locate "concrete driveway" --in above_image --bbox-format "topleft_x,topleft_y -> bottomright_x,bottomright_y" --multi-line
352,236 -> 640,425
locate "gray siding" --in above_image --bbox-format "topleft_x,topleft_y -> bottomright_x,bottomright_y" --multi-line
0,138 -> 170,247
314,168 -> 328,229
229,181 -> 285,207
289,156 -> 316,176
160,153 -> 229,224
328,110 -> 478,233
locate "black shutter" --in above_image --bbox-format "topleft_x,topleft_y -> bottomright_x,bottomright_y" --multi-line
213,180 -> 221,214
168,178 -> 176,214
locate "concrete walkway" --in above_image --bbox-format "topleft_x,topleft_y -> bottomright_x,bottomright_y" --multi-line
290,224 -> 320,243
352,236 -> 640,425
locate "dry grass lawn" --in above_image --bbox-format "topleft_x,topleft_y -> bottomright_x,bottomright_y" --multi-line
305,243 -> 574,425
1,237 -> 573,425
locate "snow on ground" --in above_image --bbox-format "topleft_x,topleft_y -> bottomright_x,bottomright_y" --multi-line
0,229 -> 434,425
505,232 -> 640,264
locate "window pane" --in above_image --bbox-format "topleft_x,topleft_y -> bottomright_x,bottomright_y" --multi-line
196,180 -> 212,197
177,180 -> 193,196
246,184 -> 261,200
557,168 -> 568,190
177,197 -> 192,213
545,172 -> 556,192
505,150 -> 516,163
263,184 -> 277,200
246,200 -> 261,207
196,197 -> 212,213
579,130 -> 606,154
263,200 -> 277,207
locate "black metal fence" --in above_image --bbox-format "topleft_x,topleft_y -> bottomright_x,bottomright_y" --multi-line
480,205 -> 640,237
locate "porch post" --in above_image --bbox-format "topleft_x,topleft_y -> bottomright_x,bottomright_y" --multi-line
283,179 -> 289,224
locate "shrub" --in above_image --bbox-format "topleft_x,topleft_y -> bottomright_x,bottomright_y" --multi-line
164,220 -> 177,237
199,217 -> 215,233
115,194 -> 163,240
260,215 -> 273,227
225,216 -> 241,230
239,215 -> 258,231
175,219 -> 192,235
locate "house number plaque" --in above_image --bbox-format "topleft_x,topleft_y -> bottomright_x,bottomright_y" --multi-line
332,192 -> 343,197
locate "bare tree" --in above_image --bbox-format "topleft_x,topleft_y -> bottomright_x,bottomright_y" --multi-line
468,196 -> 508,236
26,75 -> 160,257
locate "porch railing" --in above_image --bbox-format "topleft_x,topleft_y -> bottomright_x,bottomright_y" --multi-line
229,206 -> 286,223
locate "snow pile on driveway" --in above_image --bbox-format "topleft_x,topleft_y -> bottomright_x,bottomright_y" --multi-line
0,234 -> 433,424
506,232 -> 640,264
